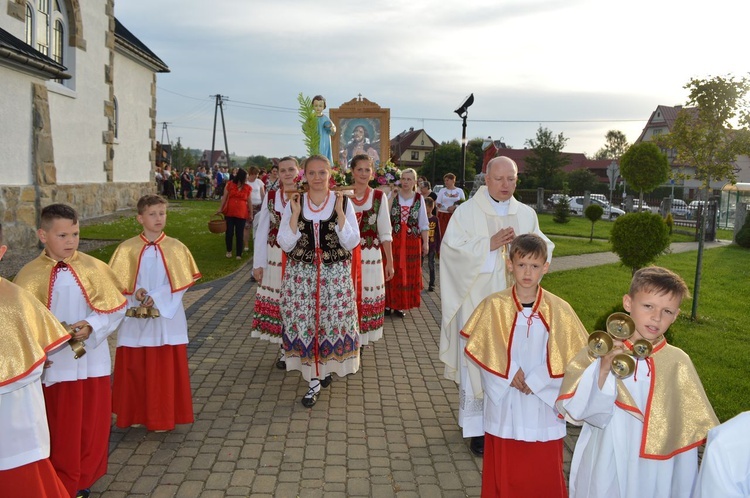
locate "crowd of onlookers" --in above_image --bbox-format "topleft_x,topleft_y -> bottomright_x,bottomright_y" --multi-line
154,163 -> 280,201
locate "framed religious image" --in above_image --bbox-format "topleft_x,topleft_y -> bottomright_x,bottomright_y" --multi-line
330,96 -> 390,170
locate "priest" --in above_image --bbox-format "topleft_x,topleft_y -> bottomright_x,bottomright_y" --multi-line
438,156 -> 554,456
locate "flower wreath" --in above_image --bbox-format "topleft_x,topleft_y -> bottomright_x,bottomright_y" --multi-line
369,161 -> 402,189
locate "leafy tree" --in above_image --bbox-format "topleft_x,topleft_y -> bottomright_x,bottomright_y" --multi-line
594,130 -> 630,160
656,74 -> 750,319
567,169 -> 600,194
171,138 -> 195,171
468,137 -> 486,175
420,140 -> 477,187
524,126 -> 569,189
552,196 -> 571,224
584,204 -> 604,242
619,142 -> 669,205
610,212 -> 670,274
244,155 -> 272,171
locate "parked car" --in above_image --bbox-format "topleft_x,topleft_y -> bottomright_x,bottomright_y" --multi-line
620,199 -> 652,213
568,196 -> 625,218
668,199 -> 689,217
547,194 -> 571,206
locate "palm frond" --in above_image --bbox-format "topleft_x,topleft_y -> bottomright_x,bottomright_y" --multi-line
298,93 -> 320,157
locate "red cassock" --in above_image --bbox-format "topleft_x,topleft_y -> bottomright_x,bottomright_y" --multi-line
113,344 -> 194,430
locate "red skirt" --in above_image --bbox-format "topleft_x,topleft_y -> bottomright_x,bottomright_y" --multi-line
112,345 -> 194,431
385,225 -> 423,310
437,211 -> 453,240
0,459 -> 68,498
44,377 -> 111,496
482,434 -> 567,498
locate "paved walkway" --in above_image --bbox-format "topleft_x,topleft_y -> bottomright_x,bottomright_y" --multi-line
92,240 -> 726,497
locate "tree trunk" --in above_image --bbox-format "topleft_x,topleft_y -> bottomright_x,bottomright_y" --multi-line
691,185 -> 710,320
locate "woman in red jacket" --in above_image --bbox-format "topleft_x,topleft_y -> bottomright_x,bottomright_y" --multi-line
218,168 -> 253,260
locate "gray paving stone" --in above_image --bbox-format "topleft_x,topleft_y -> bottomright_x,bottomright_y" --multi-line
96,249 -> 699,497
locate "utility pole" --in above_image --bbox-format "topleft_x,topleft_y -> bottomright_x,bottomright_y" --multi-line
160,121 -> 171,146
209,95 -> 231,170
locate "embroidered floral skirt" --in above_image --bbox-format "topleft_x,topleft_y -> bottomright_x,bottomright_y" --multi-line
357,245 -> 386,345
251,245 -> 283,343
281,258 -> 360,382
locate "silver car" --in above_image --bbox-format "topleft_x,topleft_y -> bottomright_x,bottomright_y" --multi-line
569,196 -> 626,218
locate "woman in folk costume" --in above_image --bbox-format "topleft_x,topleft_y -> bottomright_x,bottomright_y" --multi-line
384,168 -> 429,318
251,157 -> 300,368
349,154 -> 394,347
278,155 -> 361,408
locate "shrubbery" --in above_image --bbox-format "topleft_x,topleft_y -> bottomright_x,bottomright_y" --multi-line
610,212 -> 670,274
736,214 -> 750,248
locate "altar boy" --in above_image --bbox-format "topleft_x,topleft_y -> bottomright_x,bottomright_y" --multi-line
14,204 -> 127,498
0,223 -> 70,497
109,194 -> 200,431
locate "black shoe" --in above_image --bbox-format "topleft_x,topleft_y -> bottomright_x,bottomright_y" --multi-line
275,350 -> 286,369
384,308 -> 392,316
76,490 -> 91,498
394,310 -> 406,318
428,286 -> 434,292
321,375 -> 332,388
469,435 -> 485,457
301,381 -> 320,408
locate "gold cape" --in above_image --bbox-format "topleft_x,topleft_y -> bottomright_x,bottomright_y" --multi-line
0,277 -> 71,386
14,250 -> 127,313
462,286 -> 589,379
108,233 -> 201,294
556,339 -> 719,459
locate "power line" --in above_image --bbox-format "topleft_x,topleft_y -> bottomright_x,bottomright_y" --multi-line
157,86 -> 645,124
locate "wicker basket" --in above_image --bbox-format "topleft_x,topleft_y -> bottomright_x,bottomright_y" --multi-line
208,214 -> 227,234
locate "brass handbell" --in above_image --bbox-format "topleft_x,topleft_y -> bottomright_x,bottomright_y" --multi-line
147,307 -> 160,318
126,307 -> 137,317
60,321 -> 86,359
587,312 -> 652,379
134,305 -> 149,318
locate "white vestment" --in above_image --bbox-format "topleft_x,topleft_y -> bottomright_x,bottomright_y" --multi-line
693,411 -> 750,498
439,186 -> 553,437
563,360 -> 698,498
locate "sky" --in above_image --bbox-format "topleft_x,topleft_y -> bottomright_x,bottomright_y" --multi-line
116,0 -> 750,160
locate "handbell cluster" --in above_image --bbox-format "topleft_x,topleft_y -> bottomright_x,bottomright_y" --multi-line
587,312 -> 653,379
125,299 -> 160,319
60,321 -> 86,359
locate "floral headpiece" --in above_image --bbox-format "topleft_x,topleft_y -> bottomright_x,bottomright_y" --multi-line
292,166 -> 350,192
370,161 -> 402,189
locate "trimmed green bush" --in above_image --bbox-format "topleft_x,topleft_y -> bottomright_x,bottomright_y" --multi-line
585,204 -> 604,242
736,215 -> 750,248
610,212 -> 670,274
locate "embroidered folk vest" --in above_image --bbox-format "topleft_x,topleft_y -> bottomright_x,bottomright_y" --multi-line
391,192 -> 423,237
288,196 -> 352,265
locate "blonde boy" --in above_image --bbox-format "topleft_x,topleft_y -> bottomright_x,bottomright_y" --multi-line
557,266 -> 719,498
462,233 -> 588,497
14,204 -> 127,498
109,195 -> 200,431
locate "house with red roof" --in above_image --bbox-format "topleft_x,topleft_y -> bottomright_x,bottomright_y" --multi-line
390,128 -> 439,169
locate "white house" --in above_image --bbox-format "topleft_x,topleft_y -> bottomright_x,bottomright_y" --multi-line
636,105 -> 750,199
0,0 -> 168,250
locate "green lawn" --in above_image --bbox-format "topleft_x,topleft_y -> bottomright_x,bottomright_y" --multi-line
542,245 -> 750,422
81,200 -> 248,283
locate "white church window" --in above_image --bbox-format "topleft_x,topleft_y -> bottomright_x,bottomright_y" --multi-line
25,0 -> 71,85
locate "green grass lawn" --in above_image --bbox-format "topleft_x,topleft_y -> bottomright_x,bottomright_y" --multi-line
542,245 -> 750,422
81,200 -> 248,283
